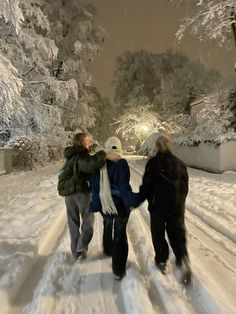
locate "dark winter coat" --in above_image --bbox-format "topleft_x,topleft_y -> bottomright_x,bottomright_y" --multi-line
89,158 -> 134,217
58,145 -> 106,196
135,150 -> 188,216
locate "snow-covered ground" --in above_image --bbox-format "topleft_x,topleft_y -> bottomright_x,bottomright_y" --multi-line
0,156 -> 235,314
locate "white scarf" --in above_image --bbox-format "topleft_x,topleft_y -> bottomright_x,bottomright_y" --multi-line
99,163 -> 118,215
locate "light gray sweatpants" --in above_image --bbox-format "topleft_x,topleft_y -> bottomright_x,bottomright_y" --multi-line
65,192 -> 94,258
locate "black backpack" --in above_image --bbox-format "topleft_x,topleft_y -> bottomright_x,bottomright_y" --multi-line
57,155 -> 82,197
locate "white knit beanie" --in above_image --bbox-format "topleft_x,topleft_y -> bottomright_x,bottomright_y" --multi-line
104,137 -> 122,157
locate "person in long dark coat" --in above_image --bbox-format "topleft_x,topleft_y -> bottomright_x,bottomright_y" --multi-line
134,135 -> 191,284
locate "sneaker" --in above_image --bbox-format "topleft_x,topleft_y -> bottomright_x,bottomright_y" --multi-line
113,271 -> 126,281
156,262 -> 167,274
77,248 -> 87,261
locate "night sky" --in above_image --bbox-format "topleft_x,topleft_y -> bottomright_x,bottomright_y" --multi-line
82,0 -> 236,99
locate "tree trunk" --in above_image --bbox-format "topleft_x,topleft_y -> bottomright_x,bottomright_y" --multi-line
230,8 -> 236,47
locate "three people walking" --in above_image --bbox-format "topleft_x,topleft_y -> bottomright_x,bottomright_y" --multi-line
58,133 -> 191,284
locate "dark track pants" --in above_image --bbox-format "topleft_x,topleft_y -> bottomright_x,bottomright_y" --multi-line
150,213 -> 188,265
103,215 -> 129,276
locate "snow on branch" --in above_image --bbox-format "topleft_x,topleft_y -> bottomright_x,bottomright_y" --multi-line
0,54 -> 25,128
175,0 -> 236,47
50,79 -> 78,104
19,30 -> 58,60
0,0 -> 24,33
114,104 -> 176,142
20,0 -> 50,33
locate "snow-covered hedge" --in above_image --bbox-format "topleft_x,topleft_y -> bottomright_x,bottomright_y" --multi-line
172,93 -> 236,147
7,132 -> 69,169
172,100 -> 236,147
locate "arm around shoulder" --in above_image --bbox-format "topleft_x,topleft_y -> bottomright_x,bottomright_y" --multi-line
78,150 -> 106,173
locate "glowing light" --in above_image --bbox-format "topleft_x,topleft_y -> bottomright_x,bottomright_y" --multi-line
137,124 -> 149,133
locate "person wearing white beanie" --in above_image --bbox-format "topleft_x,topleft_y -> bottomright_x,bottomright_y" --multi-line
90,136 -> 134,280
104,136 -> 123,157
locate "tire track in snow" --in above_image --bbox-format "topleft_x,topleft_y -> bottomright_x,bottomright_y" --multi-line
186,202 -> 236,244
8,207 -> 67,314
66,215 -> 156,314
186,211 -> 236,270
184,217 -> 236,314
20,215 -> 118,314
18,213 -> 156,314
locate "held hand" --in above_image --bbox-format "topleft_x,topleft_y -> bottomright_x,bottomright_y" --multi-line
106,153 -> 121,161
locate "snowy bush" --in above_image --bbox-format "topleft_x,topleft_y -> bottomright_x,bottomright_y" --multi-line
7,130 -> 70,168
172,94 -> 236,146
7,135 -> 46,168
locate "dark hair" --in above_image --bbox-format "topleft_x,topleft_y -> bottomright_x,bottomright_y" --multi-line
73,132 -> 87,146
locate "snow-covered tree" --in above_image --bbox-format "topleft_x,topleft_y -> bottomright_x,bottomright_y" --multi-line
113,104 -> 178,148
87,87 -> 114,142
173,0 -> 236,48
0,0 -> 23,33
114,50 -> 187,105
114,50 -> 219,117
0,55 -> 24,128
158,61 -> 220,113
0,0 -> 106,167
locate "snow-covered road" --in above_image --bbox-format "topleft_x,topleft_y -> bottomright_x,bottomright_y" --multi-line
0,157 -> 235,314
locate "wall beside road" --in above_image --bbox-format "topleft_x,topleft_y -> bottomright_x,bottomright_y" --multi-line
172,141 -> 236,173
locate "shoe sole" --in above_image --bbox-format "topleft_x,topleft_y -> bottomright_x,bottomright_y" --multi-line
181,270 -> 192,286
113,273 -> 126,280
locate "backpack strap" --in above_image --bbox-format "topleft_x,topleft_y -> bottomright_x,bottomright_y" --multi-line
72,155 -> 80,179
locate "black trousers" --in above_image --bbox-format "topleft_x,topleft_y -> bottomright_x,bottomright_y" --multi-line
150,212 -> 188,265
103,215 -> 129,276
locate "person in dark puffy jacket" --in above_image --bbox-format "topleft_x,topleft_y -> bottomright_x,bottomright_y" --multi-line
90,137 -> 134,280
60,132 -> 115,260
134,135 -> 191,285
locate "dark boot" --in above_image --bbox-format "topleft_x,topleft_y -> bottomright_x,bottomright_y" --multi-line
113,270 -> 126,281
176,256 -> 192,286
155,261 -> 167,274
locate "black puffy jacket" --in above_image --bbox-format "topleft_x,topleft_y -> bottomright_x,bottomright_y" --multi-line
58,145 -> 106,196
137,150 -> 188,216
